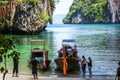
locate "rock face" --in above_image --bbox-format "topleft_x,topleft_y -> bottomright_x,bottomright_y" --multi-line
115,0 -> 120,22
71,12 -> 82,24
13,2 -> 45,34
107,0 -> 120,23
0,0 -> 53,34
0,0 -> 17,32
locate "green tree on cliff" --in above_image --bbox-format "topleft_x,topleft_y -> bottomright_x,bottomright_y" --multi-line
63,0 -> 107,23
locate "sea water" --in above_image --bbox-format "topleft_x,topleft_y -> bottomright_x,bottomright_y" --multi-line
3,24 -> 120,76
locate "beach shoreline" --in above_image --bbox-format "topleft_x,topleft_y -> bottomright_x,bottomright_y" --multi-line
0,73 -> 116,80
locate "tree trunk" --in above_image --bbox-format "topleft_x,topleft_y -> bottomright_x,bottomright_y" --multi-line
44,0 -> 47,13
3,53 -> 7,80
3,70 -> 8,80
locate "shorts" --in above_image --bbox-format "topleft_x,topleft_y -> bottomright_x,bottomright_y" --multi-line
116,77 -> 120,80
118,77 -> 120,80
13,65 -> 18,73
32,67 -> 37,74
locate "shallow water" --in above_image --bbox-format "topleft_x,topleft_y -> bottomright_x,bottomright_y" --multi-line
2,24 -> 120,76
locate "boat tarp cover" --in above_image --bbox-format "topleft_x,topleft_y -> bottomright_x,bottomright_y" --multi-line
62,39 -> 75,42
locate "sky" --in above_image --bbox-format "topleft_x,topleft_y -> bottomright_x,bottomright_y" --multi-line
53,0 -> 74,15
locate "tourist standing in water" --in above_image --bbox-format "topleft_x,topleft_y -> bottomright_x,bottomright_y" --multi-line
115,61 -> 120,80
81,55 -> 86,77
87,57 -> 92,78
12,54 -> 19,77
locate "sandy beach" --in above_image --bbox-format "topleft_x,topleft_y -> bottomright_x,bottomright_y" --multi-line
0,73 -> 115,80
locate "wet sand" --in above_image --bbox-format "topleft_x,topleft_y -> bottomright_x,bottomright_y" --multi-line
0,73 -> 115,80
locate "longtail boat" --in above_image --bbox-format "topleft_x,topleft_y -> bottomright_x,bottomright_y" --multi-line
54,39 -> 80,73
28,39 -> 51,71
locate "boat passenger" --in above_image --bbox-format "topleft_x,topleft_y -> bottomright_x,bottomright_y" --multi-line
58,48 -> 63,57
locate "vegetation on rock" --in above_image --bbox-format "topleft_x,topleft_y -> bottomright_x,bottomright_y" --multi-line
18,0 -> 39,3
63,0 -> 107,23
39,10 -> 50,23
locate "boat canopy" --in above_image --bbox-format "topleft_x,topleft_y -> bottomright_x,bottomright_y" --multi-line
62,39 -> 76,47
31,49 -> 48,53
62,39 -> 75,42
31,49 -> 48,60
30,39 -> 45,42
30,39 -> 45,49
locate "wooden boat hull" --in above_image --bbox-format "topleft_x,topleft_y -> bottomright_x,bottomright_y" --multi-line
54,58 -> 80,71
28,59 -> 51,71
29,40 -> 51,71
40,59 -> 51,70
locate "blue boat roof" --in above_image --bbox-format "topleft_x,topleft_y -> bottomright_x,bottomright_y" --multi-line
62,39 -> 75,42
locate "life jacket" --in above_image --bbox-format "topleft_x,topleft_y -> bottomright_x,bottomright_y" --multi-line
117,67 -> 120,77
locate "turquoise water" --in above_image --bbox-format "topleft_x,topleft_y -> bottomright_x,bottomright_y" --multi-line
2,24 -> 120,76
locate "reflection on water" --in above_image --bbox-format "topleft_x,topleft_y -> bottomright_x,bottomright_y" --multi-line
4,24 -> 120,76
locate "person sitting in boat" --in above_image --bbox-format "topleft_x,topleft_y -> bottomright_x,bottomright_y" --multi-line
72,46 -> 78,58
67,45 -> 72,51
72,49 -> 77,58
73,48 -> 78,58
58,48 -> 63,57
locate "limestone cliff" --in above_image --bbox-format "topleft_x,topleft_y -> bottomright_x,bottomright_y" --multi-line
107,0 -> 120,23
63,0 -> 120,24
0,0 -> 16,29
0,0 -> 54,34
115,0 -> 120,22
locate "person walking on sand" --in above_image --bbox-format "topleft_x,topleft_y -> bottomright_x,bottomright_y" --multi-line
81,55 -> 86,77
87,57 -> 92,78
30,57 -> 39,79
12,54 -> 19,77
115,61 -> 120,80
